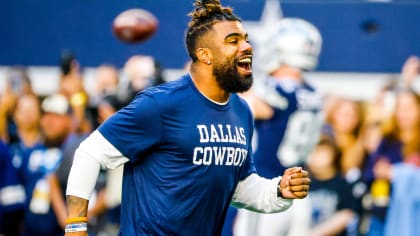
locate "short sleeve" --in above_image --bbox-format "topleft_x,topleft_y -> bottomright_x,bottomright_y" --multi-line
98,93 -> 162,162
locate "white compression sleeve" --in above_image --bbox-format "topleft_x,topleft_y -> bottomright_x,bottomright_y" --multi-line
231,173 -> 293,213
80,130 -> 130,169
66,152 -> 101,200
66,130 -> 129,199
105,165 -> 123,208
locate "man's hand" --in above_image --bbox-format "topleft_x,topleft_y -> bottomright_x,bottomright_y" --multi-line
279,167 -> 310,199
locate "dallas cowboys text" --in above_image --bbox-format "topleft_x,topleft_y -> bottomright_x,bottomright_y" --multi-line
193,124 -> 248,166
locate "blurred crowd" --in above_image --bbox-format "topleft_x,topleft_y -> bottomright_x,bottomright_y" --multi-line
1,17 -> 420,236
0,52 -> 164,236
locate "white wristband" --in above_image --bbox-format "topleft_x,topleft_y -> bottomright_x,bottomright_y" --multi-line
64,223 -> 88,233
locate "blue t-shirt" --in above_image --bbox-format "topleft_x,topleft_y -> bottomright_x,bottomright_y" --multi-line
99,74 -> 256,236
309,174 -> 357,236
253,77 -> 323,178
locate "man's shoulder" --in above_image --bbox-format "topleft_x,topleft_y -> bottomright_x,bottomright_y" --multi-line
232,93 -> 250,109
141,75 -> 191,101
231,93 -> 254,120
125,74 -> 193,115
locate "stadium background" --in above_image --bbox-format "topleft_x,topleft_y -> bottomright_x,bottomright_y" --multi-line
1,0 -> 420,98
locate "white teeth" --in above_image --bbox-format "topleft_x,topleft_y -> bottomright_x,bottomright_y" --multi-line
239,58 -> 251,63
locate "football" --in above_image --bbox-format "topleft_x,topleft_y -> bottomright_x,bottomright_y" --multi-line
112,8 -> 158,44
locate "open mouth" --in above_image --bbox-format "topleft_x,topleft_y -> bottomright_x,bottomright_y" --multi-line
237,56 -> 252,74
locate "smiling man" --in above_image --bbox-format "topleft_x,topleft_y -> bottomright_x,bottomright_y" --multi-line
64,1 -> 310,236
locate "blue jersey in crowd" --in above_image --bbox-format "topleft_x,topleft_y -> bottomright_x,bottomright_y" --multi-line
253,77 -> 323,178
98,74 -> 256,236
11,141 -> 63,236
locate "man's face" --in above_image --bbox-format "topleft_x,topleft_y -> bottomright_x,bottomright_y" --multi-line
208,21 -> 253,93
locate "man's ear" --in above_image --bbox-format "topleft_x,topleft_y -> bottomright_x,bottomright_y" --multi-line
196,47 -> 213,65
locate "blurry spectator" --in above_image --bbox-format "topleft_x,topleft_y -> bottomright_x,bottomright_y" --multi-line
365,55 -> 420,127
356,119 -> 383,230
373,151 -> 420,236
91,64 -> 120,106
88,64 -> 120,129
373,124 -> 420,235
12,95 -> 43,149
58,50 -> 91,135
305,137 -> 358,236
361,94 -> 388,160
358,121 -> 383,159
0,140 -> 25,236
5,67 -> 34,96
363,88 -> 420,236
41,95 -> 74,148
0,67 -> 35,144
12,94 -> 72,236
118,55 -> 164,106
59,50 -> 84,99
323,98 -> 368,233
324,98 -> 365,180
400,56 -> 420,88
4,94 -> 44,236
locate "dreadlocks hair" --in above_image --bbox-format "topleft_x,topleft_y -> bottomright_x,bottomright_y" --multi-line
186,0 -> 241,62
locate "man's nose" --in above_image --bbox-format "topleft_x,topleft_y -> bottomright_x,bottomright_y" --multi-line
240,40 -> 253,53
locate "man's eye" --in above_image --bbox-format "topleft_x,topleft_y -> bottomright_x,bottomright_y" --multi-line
229,40 -> 238,44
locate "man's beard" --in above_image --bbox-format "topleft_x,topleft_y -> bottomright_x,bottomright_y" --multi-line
213,57 -> 253,93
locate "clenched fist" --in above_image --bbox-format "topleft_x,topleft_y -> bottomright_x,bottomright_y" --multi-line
279,167 -> 311,199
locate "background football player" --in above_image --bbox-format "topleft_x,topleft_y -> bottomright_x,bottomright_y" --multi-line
235,17 -> 324,236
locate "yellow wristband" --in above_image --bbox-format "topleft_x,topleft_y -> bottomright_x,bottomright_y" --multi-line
65,217 -> 88,224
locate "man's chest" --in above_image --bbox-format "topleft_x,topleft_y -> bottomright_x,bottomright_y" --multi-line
158,110 -> 251,168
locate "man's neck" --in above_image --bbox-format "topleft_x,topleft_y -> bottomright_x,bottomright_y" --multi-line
189,64 -> 230,103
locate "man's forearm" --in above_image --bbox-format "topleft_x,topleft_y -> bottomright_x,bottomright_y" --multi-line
65,196 -> 89,235
231,173 -> 293,213
66,195 -> 89,218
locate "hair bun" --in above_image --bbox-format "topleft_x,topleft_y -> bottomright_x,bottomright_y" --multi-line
198,0 -> 222,8
193,0 -> 223,18
202,0 -> 222,11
